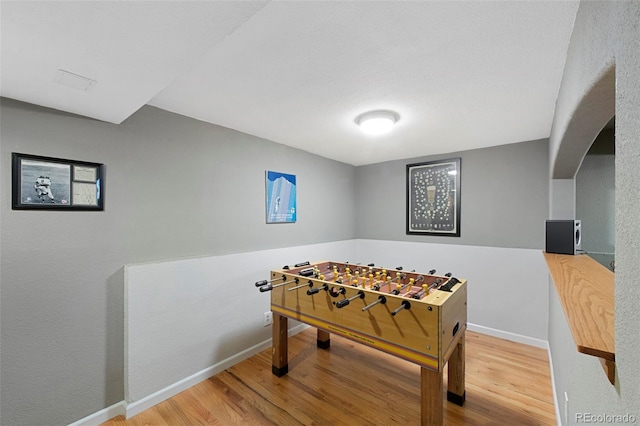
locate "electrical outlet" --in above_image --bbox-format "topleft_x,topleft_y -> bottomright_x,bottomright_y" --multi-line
263,311 -> 273,327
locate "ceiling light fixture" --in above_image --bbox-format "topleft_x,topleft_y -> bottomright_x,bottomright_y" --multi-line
356,110 -> 399,135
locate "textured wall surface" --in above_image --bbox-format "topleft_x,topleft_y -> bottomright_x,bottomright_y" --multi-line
0,99 -> 355,425
355,139 -> 549,249
548,1 -> 640,423
3,3 -> 639,425
576,150 -> 615,267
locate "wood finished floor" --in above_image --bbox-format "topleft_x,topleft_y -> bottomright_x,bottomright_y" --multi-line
103,329 -> 556,425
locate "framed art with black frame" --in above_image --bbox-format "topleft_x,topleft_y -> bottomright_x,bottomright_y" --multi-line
12,153 -> 104,211
407,157 -> 460,236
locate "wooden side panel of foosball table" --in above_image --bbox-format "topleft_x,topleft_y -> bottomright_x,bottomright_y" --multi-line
436,280 -> 468,362
269,271 -> 442,370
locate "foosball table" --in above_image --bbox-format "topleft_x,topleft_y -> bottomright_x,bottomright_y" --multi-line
255,260 -> 467,426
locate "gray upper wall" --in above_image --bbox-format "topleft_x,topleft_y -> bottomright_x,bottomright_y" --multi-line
1,96 -> 549,426
355,139 -> 549,249
547,1 -> 640,421
117,104 -> 357,259
0,98 -> 355,425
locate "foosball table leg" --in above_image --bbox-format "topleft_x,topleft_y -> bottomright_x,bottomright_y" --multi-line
420,367 -> 444,426
272,313 -> 288,377
447,333 -> 466,406
317,329 -> 330,349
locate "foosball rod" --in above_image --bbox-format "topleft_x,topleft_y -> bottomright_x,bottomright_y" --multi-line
411,284 -> 430,299
259,277 -> 299,292
426,272 -> 453,292
388,271 -> 406,286
362,295 -> 387,311
426,278 -> 445,292
282,261 -> 311,270
391,300 -> 411,316
307,283 -> 329,295
254,275 -> 286,287
393,274 -> 425,294
335,291 -> 364,308
287,280 -> 313,291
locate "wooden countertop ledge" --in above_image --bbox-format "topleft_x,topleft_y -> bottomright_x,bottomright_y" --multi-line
543,252 -> 615,384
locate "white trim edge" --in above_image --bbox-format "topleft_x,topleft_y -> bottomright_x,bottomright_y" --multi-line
125,322 -> 309,419
468,323 -> 561,423
72,323 -> 553,424
467,322 -> 548,349
70,323 -> 310,425
67,401 -> 126,426
546,344 -> 563,426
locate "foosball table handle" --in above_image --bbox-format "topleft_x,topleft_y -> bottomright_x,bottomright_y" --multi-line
307,283 -> 328,295
335,291 -> 364,309
255,275 -> 287,287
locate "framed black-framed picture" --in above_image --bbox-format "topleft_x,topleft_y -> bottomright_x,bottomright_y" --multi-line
12,153 -> 104,211
407,157 -> 460,236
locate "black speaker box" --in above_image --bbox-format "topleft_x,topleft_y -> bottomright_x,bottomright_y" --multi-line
545,220 -> 581,255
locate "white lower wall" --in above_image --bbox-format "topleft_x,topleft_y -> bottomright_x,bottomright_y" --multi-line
124,240 -> 355,409
120,238 -> 549,421
355,239 -> 550,341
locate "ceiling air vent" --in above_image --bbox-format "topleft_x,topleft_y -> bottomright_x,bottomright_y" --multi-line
54,69 -> 97,92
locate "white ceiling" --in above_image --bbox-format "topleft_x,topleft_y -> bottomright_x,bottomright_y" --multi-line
1,1 -> 579,166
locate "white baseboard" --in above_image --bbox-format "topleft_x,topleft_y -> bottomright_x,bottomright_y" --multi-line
67,401 -> 126,426
69,323 -> 310,425
125,322 -> 309,419
467,322 -> 548,349
73,323 -> 554,424
546,344 -> 563,426
125,322 -> 543,419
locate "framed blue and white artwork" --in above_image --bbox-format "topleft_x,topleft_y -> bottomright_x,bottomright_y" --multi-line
266,170 -> 296,223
